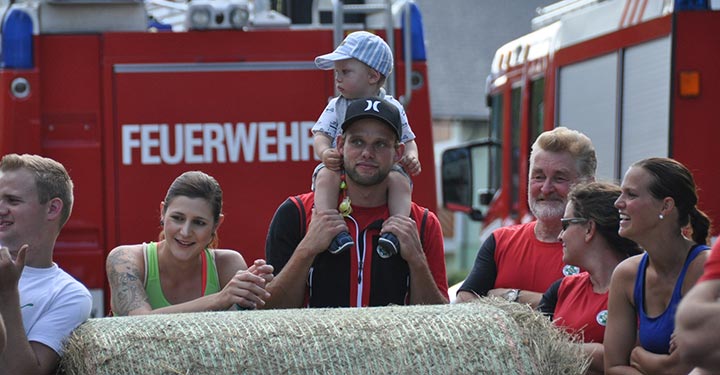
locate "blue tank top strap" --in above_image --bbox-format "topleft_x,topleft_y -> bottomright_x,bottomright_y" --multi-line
673,244 -> 709,298
634,243 -> 710,354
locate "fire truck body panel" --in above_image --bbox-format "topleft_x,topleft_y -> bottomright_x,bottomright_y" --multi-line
671,10 -> 720,235
555,19 -> 673,182
553,9 -> 720,233
1,2 -> 437,315
443,0 -> 720,245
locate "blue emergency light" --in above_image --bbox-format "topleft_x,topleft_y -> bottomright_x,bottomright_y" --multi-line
401,2 -> 426,61
675,0 -> 709,10
1,9 -> 34,69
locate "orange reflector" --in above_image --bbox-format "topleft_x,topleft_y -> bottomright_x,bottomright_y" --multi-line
679,71 -> 700,98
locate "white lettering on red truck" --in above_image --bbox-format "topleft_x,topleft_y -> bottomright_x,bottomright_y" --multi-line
121,122 -> 316,165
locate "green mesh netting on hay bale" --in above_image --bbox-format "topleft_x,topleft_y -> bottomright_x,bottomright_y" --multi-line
60,298 -> 589,375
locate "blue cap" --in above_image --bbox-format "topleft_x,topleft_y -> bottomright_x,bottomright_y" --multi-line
315,31 -> 393,77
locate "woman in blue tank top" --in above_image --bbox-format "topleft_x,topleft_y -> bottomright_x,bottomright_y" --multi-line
604,158 -> 711,375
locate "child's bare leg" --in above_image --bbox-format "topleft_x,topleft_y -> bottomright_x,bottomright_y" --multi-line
387,169 -> 412,217
314,167 -> 342,211
314,167 -> 354,254
377,169 -> 411,258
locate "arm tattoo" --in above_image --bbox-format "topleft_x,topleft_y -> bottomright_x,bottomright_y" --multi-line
107,248 -> 150,315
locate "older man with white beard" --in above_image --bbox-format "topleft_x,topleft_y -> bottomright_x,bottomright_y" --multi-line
456,127 -> 596,308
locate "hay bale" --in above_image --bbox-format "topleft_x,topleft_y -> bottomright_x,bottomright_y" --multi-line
60,299 -> 588,375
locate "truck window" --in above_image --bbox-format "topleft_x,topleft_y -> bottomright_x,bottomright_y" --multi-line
489,93 -> 503,193
510,87 -> 521,219
529,77 -> 544,142
490,94 -> 503,140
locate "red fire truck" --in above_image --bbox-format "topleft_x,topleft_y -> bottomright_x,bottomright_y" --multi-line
0,0 -> 437,316
442,0 -> 720,252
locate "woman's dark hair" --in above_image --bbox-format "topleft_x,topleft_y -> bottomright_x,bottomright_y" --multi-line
632,157 -> 711,245
159,171 -> 224,248
569,182 -> 642,257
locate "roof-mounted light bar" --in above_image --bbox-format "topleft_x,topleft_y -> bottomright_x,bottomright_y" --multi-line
186,0 -> 250,30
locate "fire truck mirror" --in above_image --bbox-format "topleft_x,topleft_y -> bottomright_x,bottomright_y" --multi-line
442,145 -> 484,220
441,139 -> 501,221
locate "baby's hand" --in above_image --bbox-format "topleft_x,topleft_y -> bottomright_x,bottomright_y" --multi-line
400,154 -> 421,176
322,148 -> 343,171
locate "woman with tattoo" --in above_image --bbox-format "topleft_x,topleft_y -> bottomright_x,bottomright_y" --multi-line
106,171 -> 273,315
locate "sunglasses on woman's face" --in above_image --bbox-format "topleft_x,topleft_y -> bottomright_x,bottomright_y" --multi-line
561,217 -> 589,231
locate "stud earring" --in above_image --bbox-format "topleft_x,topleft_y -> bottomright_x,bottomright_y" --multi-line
659,214 -> 664,220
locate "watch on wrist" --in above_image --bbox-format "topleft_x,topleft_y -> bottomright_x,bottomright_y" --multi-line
504,289 -> 520,302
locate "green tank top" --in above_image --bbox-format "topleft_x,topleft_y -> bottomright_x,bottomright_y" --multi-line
144,241 -> 221,309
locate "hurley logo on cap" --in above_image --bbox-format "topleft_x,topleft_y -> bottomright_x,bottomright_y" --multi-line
363,100 -> 382,112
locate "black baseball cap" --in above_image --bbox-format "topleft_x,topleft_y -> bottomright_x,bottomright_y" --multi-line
341,98 -> 402,141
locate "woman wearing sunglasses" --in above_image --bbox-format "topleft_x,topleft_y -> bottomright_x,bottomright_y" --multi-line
539,182 -> 641,375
